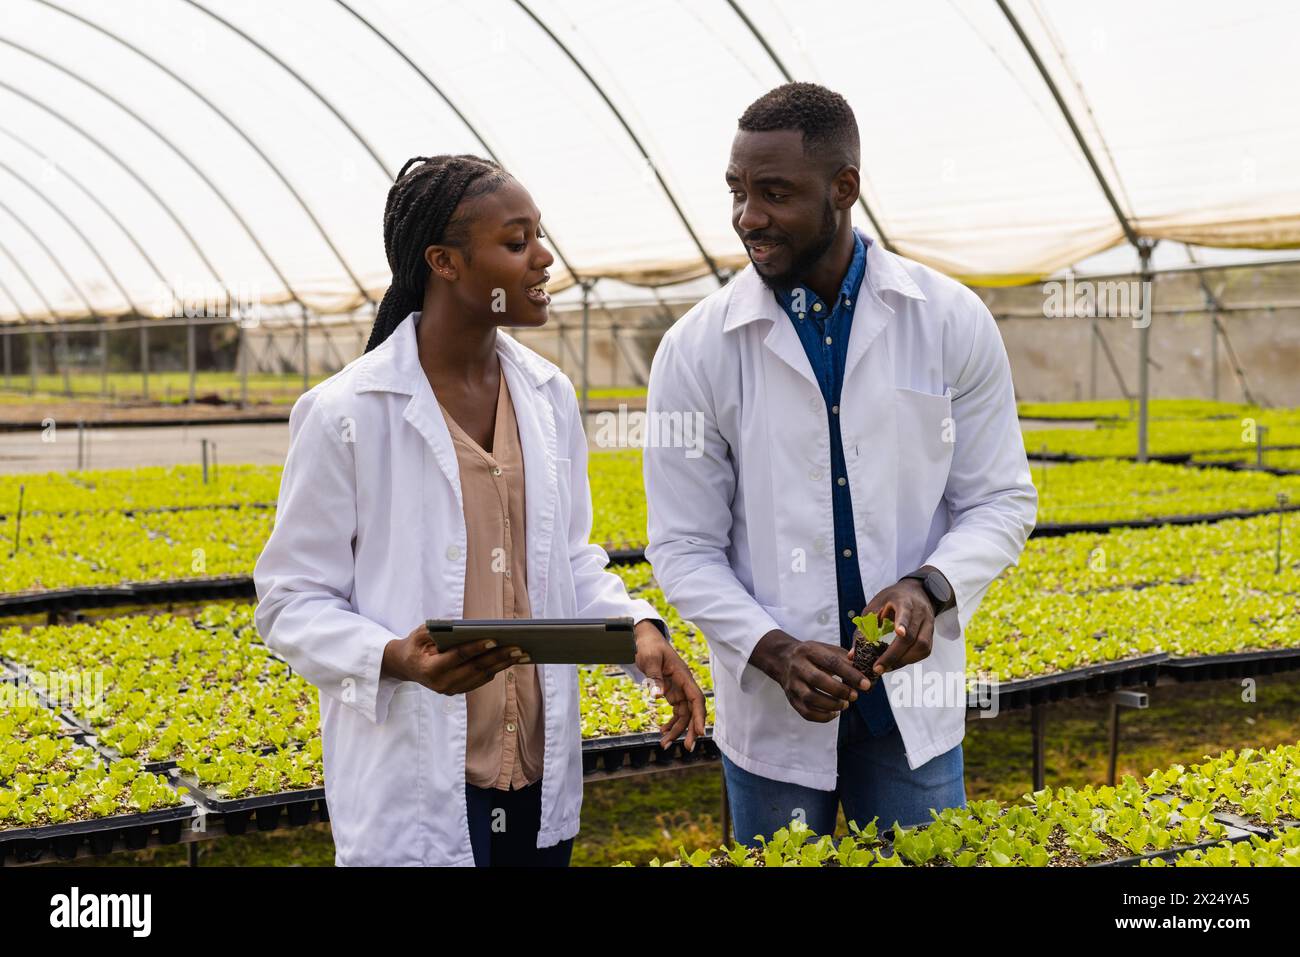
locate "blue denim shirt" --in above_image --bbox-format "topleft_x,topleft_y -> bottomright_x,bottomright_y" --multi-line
773,232 -> 895,735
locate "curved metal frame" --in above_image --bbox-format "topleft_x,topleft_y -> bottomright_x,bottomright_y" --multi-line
511,0 -> 725,286
37,0 -> 373,307
0,80 -> 230,308
0,197 -> 101,318
723,0 -> 894,251
0,124 -> 177,308
0,36 -> 304,312
0,270 -> 34,322
0,234 -> 64,319
0,156 -> 142,314
332,0 -> 590,286
179,0 -> 391,179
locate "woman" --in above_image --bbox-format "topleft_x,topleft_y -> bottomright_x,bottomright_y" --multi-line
254,154 -> 705,867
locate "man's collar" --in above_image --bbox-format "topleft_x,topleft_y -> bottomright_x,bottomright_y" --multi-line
724,228 -> 926,332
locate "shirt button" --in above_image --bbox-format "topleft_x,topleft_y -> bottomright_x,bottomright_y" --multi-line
507,671 -> 515,682
847,610 -> 856,619
491,466 -> 502,476
816,611 -> 829,625
813,303 -> 822,312
809,468 -> 822,481
445,544 -> 460,560
797,312 -> 806,320
824,336 -> 832,345
831,405 -> 839,415
504,518 -> 510,528
813,536 -> 825,550
842,548 -> 853,558
845,298 -> 852,307
504,569 -> 512,578
837,476 -> 847,486
506,722 -> 516,733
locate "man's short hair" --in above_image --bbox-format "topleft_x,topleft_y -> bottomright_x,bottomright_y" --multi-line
737,82 -> 860,169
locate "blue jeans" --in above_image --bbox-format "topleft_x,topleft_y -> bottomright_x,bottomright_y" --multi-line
721,706 -> 966,846
465,780 -> 574,867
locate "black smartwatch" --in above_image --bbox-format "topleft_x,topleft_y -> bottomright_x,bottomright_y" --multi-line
901,568 -> 955,615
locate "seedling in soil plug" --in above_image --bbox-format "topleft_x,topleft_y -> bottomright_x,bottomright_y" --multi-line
851,613 -> 895,678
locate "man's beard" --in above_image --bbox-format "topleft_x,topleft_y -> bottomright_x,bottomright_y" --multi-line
755,200 -> 839,293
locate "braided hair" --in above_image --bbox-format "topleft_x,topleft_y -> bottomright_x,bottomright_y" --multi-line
364,154 -> 510,353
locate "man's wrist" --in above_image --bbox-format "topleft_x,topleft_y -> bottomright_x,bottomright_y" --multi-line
900,566 -> 956,614
749,629 -> 795,683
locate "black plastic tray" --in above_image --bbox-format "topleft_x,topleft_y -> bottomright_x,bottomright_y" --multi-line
970,652 -> 1168,712
0,575 -> 257,617
1090,822 -> 1256,867
0,792 -> 198,865
1209,809 -> 1300,839
1160,646 -> 1300,683
1033,503 -> 1300,538
170,768 -> 326,835
581,729 -> 719,775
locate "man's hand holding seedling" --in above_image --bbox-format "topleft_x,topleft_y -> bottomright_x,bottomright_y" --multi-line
749,629 -> 871,723
859,570 -> 949,677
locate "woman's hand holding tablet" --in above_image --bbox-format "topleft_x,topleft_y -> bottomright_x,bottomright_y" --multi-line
382,623 -> 524,695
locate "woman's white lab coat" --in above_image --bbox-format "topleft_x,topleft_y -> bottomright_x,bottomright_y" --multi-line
254,310 -> 660,866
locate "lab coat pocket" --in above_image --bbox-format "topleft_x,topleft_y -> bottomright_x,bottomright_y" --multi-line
894,386 -> 955,523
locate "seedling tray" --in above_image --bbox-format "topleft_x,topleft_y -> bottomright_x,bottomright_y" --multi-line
970,653 -> 1168,712
170,768 -> 325,835
581,729 -> 719,775
0,792 -> 198,865
1209,809 -> 1300,839
1090,822 -> 1256,867
1160,646 -> 1300,683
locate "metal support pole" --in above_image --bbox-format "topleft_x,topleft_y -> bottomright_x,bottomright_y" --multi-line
1107,702 -> 1121,787
186,313 -> 196,405
1136,242 -> 1155,464
140,323 -> 149,400
3,332 -> 10,388
201,438 -> 209,484
238,321 -> 248,409
1031,702 -> 1046,792
1089,314 -> 1097,399
76,420 -> 85,470
28,329 -> 36,393
99,325 -> 108,397
1208,297 -> 1219,401
59,329 -> 70,396
580,279 -> 592,422
301,305 -> 310,394
1106,691 -> 1149,786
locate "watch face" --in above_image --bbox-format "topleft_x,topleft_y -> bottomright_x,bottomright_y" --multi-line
925,571 -> 953,605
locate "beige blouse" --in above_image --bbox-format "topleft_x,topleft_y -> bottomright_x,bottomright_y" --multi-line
439,372 -> 544,790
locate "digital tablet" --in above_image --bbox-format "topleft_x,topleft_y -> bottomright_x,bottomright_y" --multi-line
425,617 -> 637,665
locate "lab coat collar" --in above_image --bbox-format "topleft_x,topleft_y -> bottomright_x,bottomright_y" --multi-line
721,228 -> 926,333
354,311 -> 561,396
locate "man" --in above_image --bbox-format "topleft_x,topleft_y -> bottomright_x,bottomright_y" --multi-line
643,83 -> 1037,844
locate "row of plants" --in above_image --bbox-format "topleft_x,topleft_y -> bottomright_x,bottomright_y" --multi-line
0,691 -> 186,832
0,611 -> 319,773
0,506 -> 273,593
1015,398 -> 1259,421
4,455 -> 1298,598
0,465 -> 281,516
1021,408 -> 1300,460
634,741 -> 1300,867
1029,460 -> 1300,525
967,513 -> 1299,679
